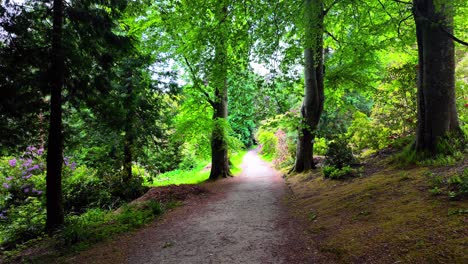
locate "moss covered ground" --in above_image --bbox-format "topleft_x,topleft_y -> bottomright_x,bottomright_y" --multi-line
285,155 -> 467,263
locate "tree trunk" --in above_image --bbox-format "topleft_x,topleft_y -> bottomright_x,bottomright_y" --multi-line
413,0 -> 461,154
294,0 -> 325,172
209,4 -> 231,180
46,0 -> 64,232
123,112 -> 133,182
123,77 -> 134,182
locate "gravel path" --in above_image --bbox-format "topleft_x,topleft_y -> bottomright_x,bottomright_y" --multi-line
67,149 -> 317,264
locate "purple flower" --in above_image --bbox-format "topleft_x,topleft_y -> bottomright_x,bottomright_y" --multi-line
27,165 -> 40,172
0,211 -> 7,220
36,190 -> 43,195
8,158 -> 16,167
37,148 -> 44,155
24,188 -> 29,193
27,146 -> 36,152
6,176 -> 13,181
70,162 -> 77,171
22,174 -> 32,179
32,189 -> 43,195
2,183 -> 10,189
22,159 -> 33,168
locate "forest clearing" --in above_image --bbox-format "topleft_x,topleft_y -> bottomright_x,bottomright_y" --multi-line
0,0 -> 467,263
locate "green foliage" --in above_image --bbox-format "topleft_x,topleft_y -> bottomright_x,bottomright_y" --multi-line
347,111 -> 391,151
62,166 -> 113,213
148,151 -> 247,187
257,130 -> 278,157
322,166 -> 354,180
314,138 -> 328,156
324,138 -> 356,169
59,200 -> 165,250
428,168 -> 468,200
396,133 -> 466,166
0,197 -> 45,249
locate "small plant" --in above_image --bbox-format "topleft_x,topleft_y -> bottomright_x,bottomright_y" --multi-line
308,210 -> 317,221
323,165 -> 354,180
429,186 -> 441,195
426,169 -> 468,200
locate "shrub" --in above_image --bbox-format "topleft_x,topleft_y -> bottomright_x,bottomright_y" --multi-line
0,197 -> 46,249
63,166 -> 113,213
347,111 -> 391,151
274,129 -> 294,167
322,165 -> 354,180
325,138 -> 355,169
314,137 -> 328,155
257,130 -> 277,157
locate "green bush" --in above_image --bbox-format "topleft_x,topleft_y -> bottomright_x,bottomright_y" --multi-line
325,138 -> 356,169
63,166 -> 113,213
0,197 -> 45,249
322,165 -> 354,180
257,130 -> 278,157
347,111 -> 391,151
314,137 -> 328,155
59,200 -> 165,249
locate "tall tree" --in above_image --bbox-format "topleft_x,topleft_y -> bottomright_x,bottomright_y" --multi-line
46,0 -> 65,231
412,0 -> 463,153
294,0 -> 325,172
209,3 -> 231,179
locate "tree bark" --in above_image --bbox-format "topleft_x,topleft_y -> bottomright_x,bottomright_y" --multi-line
46,0 -> 65,232
209,4 -> 231,180
294,0 -> 325,172
413,0 -> 461,154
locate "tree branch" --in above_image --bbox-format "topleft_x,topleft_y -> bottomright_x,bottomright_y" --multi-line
323,0 -> 340,17
414,8 -> 468,47
325,30 -> 340,44
397,14 -> 413,38
183,55 -> 215,107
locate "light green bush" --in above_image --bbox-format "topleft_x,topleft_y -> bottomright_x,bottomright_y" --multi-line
257,130 -> 278,157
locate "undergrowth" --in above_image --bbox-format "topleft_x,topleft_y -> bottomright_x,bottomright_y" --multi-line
147,150 -> 247,187
427,168 -> 468,200
394,133 -> 467,167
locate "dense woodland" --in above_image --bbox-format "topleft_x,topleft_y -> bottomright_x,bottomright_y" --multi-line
0,0 -> 467,260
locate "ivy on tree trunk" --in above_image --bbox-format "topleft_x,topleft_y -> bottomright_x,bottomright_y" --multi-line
294,0 -> 325,172
209,4 -> 232,180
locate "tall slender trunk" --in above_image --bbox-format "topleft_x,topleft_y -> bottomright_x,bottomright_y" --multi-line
413,0 -> 461,153
46,0 -> 64,232
123,84 -> 134,182
209,4 -> 231,180
294,0 -> 325,172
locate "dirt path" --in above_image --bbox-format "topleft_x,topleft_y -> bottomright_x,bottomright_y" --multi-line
68,150 -> 319,264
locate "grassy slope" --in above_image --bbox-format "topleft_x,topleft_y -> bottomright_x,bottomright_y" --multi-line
148,150 -> 247,187
285,158 -> 467,263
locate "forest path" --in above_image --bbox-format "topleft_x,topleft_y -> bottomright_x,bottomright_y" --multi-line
68,149 -> 317,264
